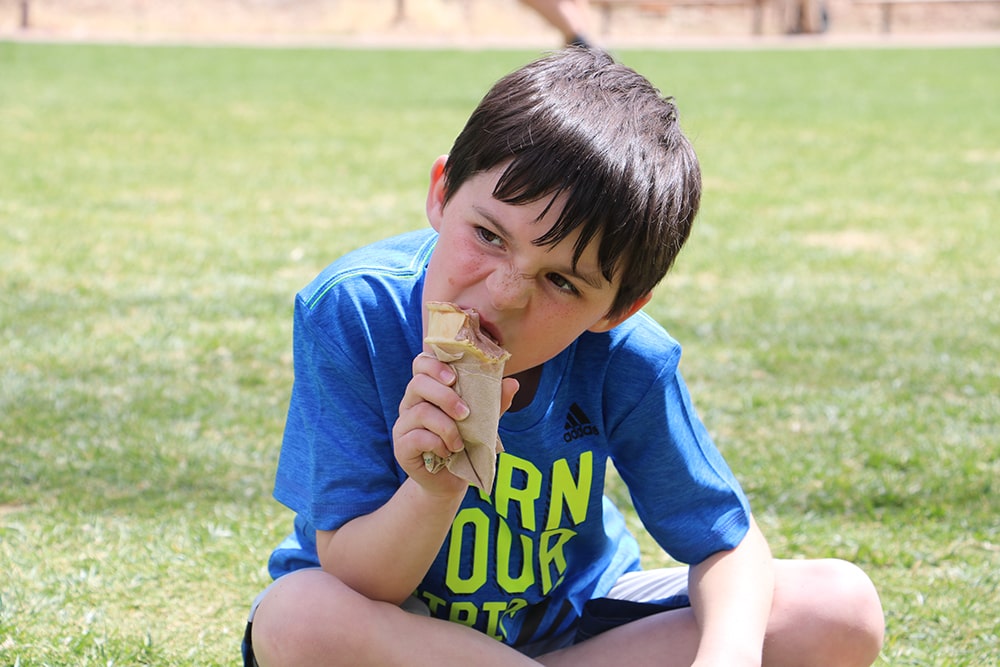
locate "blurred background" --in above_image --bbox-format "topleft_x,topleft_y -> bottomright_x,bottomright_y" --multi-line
2,0 -> 999,47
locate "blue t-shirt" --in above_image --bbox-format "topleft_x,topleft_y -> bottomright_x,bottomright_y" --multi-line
267,229 -> 750,646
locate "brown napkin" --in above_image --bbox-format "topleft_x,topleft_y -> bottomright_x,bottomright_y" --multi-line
422,302 -> 510,492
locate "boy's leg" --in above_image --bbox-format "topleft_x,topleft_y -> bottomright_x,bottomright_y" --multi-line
249,568 -> 542,667
249,558 -> 882,667
539,558 -> 883,667
761,559 -> 884,666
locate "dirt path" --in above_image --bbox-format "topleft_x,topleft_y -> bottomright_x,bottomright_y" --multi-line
2,0 -> 998,48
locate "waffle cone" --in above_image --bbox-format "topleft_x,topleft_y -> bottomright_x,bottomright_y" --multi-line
423,302 -> 510,491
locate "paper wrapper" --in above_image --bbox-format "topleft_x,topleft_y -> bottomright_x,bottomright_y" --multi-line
423,301 -> 510,492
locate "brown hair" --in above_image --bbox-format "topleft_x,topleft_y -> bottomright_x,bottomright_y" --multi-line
443,48 -> 701,318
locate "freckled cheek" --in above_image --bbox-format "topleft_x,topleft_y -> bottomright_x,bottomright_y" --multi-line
511,311 -> 579,365
536,312 -> 578,346
446,248 -> 493,288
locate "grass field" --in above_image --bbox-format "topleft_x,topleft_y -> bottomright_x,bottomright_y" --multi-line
1,41 -> 997,665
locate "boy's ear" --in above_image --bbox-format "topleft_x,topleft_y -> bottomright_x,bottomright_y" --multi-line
426,155 -> 449,232
588,292 -> 653,333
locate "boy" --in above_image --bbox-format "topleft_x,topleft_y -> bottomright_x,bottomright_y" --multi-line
244,49 -> 884,666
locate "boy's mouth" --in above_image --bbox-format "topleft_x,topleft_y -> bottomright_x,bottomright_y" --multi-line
478,318 -> 503,347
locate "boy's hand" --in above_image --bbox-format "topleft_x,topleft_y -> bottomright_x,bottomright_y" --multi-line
393,352 -> 518,497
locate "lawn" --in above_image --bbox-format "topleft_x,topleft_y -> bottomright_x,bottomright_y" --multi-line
1,41 -> 997,665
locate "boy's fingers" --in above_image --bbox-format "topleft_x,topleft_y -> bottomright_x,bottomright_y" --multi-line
399,373 -> 468,420
395,398 -> 465,454
412,352 -> 456,385
500,377 -> 520,414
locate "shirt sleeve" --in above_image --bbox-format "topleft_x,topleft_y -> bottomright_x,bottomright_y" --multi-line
601,319 -> 751,565
273,292 -> 406,532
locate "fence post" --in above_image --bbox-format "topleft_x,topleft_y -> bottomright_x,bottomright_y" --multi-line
20,0 -> 30,28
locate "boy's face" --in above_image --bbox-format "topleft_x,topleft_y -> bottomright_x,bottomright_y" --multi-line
423,157 -> 646,378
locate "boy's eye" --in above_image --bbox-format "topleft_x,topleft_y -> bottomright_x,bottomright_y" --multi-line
477,227 -> 503,247
548,273 -> 579,295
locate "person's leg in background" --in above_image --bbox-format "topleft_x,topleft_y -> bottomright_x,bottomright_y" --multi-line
519,0 -> 594,47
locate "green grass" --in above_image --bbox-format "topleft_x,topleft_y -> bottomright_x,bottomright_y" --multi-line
1,41 -> 997,665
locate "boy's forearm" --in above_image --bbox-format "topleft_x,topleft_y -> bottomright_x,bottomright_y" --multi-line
688,516 -> 774,667
316,477 -> 465,605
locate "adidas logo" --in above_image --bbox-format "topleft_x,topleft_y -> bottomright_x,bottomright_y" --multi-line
563,403 -> 599,443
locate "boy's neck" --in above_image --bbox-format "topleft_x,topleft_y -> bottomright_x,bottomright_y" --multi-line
508,366 -> 542,412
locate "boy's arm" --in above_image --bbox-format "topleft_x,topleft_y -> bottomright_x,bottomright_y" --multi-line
687,515 -> 774,667
313,352 -> 519,605
314,476 -> 465,605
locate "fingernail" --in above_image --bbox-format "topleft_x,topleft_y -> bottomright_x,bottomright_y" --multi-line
456,402 -> 470,420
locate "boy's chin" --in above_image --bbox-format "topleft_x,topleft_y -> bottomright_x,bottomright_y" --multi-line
505,362 -> 541,379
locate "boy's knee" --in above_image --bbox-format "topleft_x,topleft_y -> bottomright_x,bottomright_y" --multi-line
772,559 -> 884,666
813,559 -> 884,634
251,570 -> 370,667
817,559 -> 884,665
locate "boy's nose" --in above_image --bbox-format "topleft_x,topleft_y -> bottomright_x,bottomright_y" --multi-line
488,264 -> 532,311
